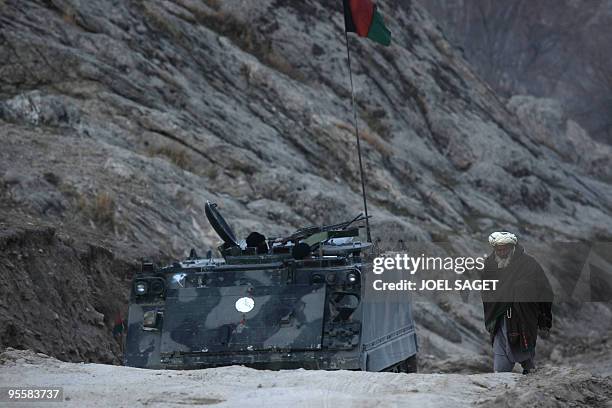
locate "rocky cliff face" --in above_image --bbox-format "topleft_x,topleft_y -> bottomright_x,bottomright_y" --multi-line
0,0 -> 611,365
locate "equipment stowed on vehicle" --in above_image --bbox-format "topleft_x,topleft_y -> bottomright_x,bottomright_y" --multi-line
124,202 -> 418,372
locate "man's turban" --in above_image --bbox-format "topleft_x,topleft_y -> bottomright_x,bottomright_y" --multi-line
488,231 -> 518,247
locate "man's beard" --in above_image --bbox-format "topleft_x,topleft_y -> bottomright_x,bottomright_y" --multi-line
495,248 -> 515,269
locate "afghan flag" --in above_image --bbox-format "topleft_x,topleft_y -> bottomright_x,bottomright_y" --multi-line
343,0 -> 391,46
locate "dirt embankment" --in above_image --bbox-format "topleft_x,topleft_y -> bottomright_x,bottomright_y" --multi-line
0,223 -> 137,364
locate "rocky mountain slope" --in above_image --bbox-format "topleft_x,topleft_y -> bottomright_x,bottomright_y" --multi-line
2,0 -> 611,253
420,0 -> 612,145
0,0 -> 611,371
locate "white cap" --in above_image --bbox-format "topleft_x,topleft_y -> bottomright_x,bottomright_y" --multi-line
488,231 -> 518,247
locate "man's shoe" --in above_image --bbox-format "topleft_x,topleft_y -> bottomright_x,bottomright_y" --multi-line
522,368 -> 530,375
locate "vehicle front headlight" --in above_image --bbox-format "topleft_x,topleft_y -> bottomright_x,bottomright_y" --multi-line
347,272 -> 359,284
135,281 -> 148,295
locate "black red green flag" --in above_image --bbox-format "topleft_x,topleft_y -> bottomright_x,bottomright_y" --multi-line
343,0 -> 391,46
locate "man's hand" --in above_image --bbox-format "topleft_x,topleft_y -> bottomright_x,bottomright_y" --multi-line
538,328 -> 550,339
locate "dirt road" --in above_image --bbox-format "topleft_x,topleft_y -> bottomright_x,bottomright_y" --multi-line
1,349 -> 610,407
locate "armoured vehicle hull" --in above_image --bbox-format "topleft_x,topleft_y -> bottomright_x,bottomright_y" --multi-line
125,203 -> 418,372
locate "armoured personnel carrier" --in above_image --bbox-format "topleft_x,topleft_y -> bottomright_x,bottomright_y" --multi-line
125,202 -> 418,372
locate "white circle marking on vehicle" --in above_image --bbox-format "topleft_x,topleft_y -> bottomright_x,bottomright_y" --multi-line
235,297 -> 255,313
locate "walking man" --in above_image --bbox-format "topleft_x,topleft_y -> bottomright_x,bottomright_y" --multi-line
481,232 -> 553,374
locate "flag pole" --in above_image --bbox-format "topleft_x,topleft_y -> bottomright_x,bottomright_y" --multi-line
344,31 -> 372,243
